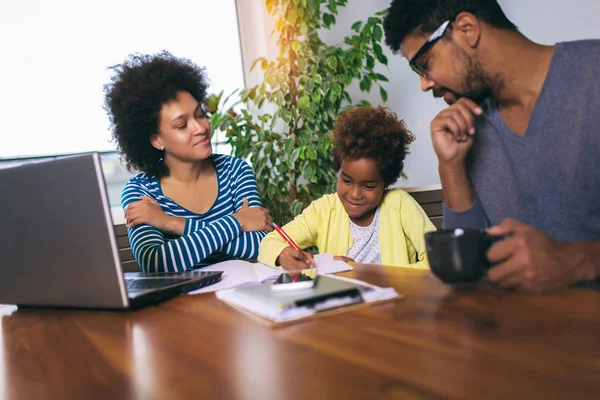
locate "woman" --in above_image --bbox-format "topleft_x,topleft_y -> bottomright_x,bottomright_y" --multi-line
104,51 -> 272,274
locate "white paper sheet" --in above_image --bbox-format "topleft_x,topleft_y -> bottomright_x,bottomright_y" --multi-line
187,260 -> 259,294
313,253 -> 353,274
188,253 -> 353,295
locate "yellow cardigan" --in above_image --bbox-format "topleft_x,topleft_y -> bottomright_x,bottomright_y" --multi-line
258,189 -> 436,268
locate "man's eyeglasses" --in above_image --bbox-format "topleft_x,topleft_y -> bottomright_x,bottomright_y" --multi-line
409,19 -> 453,78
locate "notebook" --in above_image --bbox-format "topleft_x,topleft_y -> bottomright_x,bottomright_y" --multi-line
188,253 -> 353,294
216,274 -> 400,324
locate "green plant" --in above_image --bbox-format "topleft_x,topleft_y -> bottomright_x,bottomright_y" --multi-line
208,0 -> 389,224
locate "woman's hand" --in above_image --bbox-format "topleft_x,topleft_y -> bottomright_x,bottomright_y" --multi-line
276,247 -> 315,271
125,196 -> 184,235
233,198 -> 274,232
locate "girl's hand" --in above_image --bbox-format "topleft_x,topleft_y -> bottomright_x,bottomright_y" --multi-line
276,247 -> 315,271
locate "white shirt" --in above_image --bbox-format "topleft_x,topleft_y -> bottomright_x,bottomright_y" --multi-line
346,207 -> 382,265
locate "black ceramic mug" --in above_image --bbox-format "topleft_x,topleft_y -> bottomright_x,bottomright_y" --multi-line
425,228 -> 496,284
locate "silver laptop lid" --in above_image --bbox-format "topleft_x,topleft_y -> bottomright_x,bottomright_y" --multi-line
0,153 -> 129,308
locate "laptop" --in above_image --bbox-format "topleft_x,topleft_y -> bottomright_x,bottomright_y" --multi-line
0,153 -> 223,310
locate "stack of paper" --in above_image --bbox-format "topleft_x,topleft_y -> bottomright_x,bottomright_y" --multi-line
188,253 -> 353,294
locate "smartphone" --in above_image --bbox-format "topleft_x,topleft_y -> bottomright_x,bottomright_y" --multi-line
271,270 -> 317,291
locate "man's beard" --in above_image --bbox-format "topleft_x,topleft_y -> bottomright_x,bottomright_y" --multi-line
436,49 -> 501,105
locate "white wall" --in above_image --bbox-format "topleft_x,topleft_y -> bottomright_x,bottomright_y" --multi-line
236,0 -> 278,88
237,0 -> 600,188
500,0 -> 600,44
0,0 -> 244,159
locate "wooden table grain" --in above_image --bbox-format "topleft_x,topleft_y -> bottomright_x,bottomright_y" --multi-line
1,265 -> 599,400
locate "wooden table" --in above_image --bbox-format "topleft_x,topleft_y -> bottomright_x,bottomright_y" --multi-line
1,266 -> 599,400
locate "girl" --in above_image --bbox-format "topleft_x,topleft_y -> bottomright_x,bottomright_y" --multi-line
259,106 -> 436,269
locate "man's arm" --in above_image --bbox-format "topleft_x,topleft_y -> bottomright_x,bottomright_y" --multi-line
439,162 -> 474,211
487,219 -> 600,292
570,241 -> 600,282
430,98 -> 488,229
442,192 -> 489,230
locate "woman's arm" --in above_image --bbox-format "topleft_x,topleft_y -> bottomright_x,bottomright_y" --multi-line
187,158 -> 270,259
122,182 -> 243,273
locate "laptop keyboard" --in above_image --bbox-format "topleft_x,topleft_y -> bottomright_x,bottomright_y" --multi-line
125,278 -> 191,290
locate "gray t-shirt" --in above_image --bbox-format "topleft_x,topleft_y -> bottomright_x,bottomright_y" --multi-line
444,40 -> 600,242
347,207 -> 382,264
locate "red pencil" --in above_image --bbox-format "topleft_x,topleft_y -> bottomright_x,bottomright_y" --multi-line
272,223 -> 302,252
272,223 -> 315,267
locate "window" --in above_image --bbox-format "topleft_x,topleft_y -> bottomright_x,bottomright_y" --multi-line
1,0 -> 244,207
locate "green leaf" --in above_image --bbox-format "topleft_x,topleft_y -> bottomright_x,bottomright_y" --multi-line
306,146 -> 317,160
302,163 -> 315,182
361,25 -> 372,39
297,96 -> 310,109
351,21 -> 362,32
259,113 -> 272,123
326,55 -> 338,71
380,86 -> 388,102
273,90 -> 284,105
317,145 -> 328,158
327,0 -> 337,14
373,43 -> 383,61
375,73 -> 389,82
284,137 -> 295,154
264,142 -> 273,156
280,109 -> 292,124
359,77 -> 372,92
328,90 -> 337,103
313,90 -> 321,103
342,91 -> 352,103
290,148 -> 301,164
323,13 -> 334,27
366,55 -> 375,69
373,25 -> 383,41
332,83 -> 342,96
308,104 -> 318,119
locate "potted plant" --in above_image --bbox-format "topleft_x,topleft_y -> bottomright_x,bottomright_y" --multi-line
208,0 -> 390,223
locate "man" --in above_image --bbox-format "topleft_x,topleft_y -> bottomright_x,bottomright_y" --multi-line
383,0 -> 600,292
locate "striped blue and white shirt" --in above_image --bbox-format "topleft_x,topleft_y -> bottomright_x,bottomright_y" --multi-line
121,154 -> 268,273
